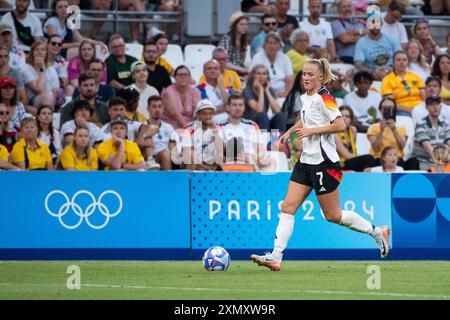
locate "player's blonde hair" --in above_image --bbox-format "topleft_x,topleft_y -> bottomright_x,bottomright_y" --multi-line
305,58 -> 337,85
433,144 -> 450,166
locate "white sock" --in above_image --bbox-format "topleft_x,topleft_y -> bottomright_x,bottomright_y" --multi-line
272,213 -> 295,260
339,210 -> 378,237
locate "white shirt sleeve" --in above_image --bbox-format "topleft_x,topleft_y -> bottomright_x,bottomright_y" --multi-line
320,94 -> 342,122
324,21 -> 333,40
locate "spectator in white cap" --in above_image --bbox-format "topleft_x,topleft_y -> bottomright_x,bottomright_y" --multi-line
219,11 -> 250,76
197,59 -> 230,124
130,61 -> 159,118
136,95 -> 177,170
180,99 -> 224,170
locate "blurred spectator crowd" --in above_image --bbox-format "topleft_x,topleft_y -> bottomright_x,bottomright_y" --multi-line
0,0 -> 450,173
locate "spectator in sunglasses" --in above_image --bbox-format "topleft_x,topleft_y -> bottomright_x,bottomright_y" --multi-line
381,51 -> 426,116
0,102 -> 18,152
47,34 -> 71,96
251,13 -> 279,57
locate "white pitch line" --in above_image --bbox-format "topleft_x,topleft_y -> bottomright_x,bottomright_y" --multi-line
83,284 -> 450,299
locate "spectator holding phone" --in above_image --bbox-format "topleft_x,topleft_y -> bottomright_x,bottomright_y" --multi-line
367,97 -> 419,169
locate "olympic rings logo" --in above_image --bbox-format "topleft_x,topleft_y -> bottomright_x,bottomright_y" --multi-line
44,190 -> 123,230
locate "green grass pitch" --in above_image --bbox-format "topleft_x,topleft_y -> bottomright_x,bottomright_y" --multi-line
1,261 -> 450,300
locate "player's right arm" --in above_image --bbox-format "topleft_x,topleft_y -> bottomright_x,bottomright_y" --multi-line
279,117 -> 303,145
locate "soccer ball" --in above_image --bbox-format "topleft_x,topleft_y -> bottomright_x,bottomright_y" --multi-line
202,246 -> 230,271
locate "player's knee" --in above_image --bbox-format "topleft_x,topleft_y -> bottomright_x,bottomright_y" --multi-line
324,212 -> 340,224
281,202 -> 296,215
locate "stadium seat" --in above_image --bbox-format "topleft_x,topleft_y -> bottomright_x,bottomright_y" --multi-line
184,44 -> 216,84
96,44 -> 109,61
396,115 -> 415,156
162,44 -> 184,69
186,63 -> 203,84
262,151 -> 290,172
125,43 -> 143,60
356,132 -> 371,155
52,112 -> 61,130
184,44 -> 216,64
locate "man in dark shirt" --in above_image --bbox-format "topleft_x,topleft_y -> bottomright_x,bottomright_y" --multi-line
275,0 -> 299,51
60,73 -> 110,129
143,41 -> 172,94
72,59 -> 116,103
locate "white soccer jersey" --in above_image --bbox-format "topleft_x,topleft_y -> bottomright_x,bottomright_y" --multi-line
152,121 -> 176,155
300,87 -> 342,165
220,119 -> 260,155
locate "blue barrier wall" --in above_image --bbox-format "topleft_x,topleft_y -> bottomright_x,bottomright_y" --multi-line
190,172 -> 391,260
0,171 -> 449,260
391,174 -> 450,259
0,171 -> 191,259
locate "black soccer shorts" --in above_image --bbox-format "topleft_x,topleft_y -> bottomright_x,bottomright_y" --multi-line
290,160 -> 342,195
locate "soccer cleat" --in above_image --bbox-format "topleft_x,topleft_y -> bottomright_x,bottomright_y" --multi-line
374,226 -> 391,259
250,252 -> 281,271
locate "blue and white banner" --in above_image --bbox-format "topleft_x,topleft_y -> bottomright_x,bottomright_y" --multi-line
191,172 -> 392,250
392,173 -> 450,248
0,171 -> 190,249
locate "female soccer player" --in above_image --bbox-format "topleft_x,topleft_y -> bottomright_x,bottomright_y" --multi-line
251,58 -> 391,271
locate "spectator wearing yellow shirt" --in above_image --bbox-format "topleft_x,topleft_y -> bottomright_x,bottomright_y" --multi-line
0,143 -> 19,170
59,125 -> 99,171
286,30 -> 312,78
381,51 -> 426,116
11,118 -> 54,170
198,47 -> 243,93
154,34 -> 174,75
367,97 -> 420,170
97,116 -> 145,171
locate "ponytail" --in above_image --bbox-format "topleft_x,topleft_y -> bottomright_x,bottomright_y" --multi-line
305,58 -> 337,85
318,58 -> 337,85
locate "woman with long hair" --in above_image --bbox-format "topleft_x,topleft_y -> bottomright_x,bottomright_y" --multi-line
335,105 -> 375,171
243,64 -> 285,131
36,105 -> 62,164
43,0 -> 107,58
413,19 -> 442,65
281,70 -> 305,130
59,125 -> 98,170
219,11 -> 250,75
251,58 -> 391,271
21,40 -> 60,108
11,117 -> 54,170
431,54 -> 450,104
405,39 -> 431,83
67,39 -> 108,89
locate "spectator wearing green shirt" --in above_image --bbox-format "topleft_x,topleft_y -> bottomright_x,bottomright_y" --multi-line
105,34 -> 138,92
